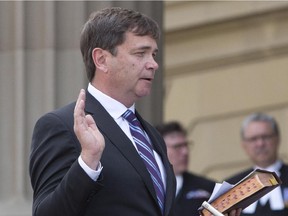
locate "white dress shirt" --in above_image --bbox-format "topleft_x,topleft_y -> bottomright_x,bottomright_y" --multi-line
175,175 -> 184,196
79,83 -> 166,188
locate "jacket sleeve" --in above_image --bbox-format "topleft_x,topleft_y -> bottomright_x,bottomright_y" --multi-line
29,112 -> 103,216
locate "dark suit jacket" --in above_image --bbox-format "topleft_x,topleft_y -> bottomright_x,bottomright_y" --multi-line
29,91 -> 176,216
174,172 -> 215,216
225,163 -> 288,216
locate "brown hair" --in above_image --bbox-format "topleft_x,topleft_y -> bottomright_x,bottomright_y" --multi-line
80,7 -> 160,81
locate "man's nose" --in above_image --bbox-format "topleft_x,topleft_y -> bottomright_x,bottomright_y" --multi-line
146,56 -> 159,71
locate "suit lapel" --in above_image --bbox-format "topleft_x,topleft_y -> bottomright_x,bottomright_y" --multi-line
84,92 -> 159,205
280,164 -> 288,182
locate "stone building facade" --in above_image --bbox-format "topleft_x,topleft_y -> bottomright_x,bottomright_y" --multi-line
1,1 -> 288,215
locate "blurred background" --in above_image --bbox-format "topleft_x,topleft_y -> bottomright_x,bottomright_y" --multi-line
1,1 -> 288,215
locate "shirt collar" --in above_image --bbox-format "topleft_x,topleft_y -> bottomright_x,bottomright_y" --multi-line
254,160 -> 282,176
87,83 -> 135,120
175,175 -> 184,196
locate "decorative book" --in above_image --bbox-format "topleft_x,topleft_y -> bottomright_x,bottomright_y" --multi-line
198,169 -> 282,216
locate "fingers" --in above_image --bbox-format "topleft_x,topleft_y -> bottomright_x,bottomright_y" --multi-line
74,90 -> 98,133
224,210 -> 234,216
225,208 -> 242,216
86,114 -> 97,130
73,89 -> 105,170
74,89 -> 86,133
236,208 -> 242,216
230,209 -> 237,216
74,89 -> 85,116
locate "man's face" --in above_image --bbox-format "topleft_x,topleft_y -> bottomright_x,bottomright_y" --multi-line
164,132 -> 190,176
242,121 -> 279,168
106,32 -> 159,107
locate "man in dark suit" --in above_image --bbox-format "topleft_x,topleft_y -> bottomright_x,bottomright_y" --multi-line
29,7 -> 241,216
29,7 -> 175,216
226,113 -> 288,216
156,121 -> 215,216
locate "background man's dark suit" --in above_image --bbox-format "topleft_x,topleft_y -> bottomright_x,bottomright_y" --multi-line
226,163 -> 288,216
175,172 -> 215,216
29,91 -> 176,216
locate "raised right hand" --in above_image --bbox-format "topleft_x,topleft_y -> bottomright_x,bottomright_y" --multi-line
74,89 -> 105,170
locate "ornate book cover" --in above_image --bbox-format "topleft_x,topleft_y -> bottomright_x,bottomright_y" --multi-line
199,169 -> 282,216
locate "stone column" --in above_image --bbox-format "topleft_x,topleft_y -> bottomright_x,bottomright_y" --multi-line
0,1 -> 163,215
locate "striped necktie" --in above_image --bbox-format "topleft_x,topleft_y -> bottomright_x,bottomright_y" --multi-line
122,109 -> 165,214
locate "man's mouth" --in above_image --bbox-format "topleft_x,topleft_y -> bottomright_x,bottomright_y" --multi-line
140,77 -> 153,83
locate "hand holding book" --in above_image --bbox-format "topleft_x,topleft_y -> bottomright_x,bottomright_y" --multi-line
199,169 -> 282,216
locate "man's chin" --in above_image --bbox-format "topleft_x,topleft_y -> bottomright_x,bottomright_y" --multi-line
136,89 -> 151,98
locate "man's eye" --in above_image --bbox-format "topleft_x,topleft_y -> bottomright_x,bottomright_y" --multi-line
136,52 -> 145,57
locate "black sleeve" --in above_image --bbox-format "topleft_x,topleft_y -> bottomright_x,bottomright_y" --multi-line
29,112 -> 103,216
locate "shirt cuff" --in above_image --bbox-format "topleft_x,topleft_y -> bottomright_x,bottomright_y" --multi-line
78,156 -> 103,181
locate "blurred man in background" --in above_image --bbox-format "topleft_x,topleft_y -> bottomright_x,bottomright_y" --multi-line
156,121 -> 215,216
226,112 -> 288,216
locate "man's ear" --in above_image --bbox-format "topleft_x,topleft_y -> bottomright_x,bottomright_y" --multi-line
92,48 -> 108,73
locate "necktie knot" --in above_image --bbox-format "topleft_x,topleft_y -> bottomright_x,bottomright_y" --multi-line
122,110 -> 143,130
122,109 -> 137,123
